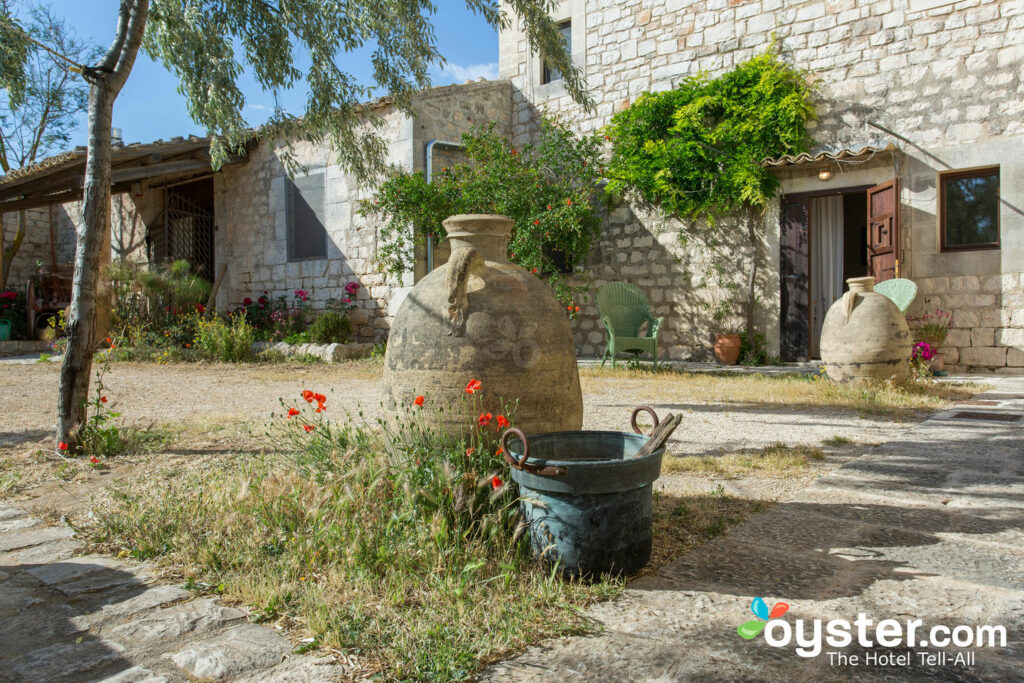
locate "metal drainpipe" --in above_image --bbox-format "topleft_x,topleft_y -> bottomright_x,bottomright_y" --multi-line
424,139 -> 463,273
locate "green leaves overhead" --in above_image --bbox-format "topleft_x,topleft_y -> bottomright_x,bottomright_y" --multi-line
604,45 -> 816,221
142,0 -> 590,180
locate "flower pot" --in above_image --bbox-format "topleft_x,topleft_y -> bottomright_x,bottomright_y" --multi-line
714,333 -> 742,365
383,214 -> 583,438
929,351 -> 945,373
820,277 -> 912,383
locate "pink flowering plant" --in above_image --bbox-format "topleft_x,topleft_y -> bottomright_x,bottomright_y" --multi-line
908,309 -> 953,347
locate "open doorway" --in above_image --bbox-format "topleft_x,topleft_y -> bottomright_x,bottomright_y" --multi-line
781,183 -> 891,361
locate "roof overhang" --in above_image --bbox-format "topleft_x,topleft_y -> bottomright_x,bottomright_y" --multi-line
0,136 -> 250,213
762,143 -> 899,170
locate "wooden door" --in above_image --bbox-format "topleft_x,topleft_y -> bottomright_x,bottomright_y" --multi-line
867,179 -> 900,282
780,197 -> 810,362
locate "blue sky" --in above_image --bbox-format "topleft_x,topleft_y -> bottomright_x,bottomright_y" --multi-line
37,1 -> 501,149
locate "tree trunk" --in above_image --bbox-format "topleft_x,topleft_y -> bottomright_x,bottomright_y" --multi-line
56,0 -> 148,449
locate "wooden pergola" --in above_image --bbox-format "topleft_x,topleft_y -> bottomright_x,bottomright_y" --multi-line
0,135 -> 248,213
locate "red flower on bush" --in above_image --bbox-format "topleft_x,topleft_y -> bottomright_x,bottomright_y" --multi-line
243,297 -> 253,306
195,303 -> 205,314
533,219 -> 540,225
414,395 -> 425,407
287,407 -> 300,418
100,396 -> 108,403
491,475 -> 503,491
496,415 -> 509,430
465,378 -> 482,394
477,412 -> 492,428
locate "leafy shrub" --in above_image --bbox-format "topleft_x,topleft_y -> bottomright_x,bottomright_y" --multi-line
308,311 -> 352,344
196,314 -> 254,362
0,287 -> 28,340
362,117 -> 604,304
107,259 -> 211,334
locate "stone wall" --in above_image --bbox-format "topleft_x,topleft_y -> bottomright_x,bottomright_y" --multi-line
2,208 -> 53,289
499,0 -> 1024,365
216,80 -> 512,343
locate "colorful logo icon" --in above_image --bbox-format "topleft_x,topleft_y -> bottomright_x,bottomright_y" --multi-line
738,597 -> 789,639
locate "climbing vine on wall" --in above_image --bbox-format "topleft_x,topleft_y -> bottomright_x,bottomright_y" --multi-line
603,44 -> 817,336
361,117 -> 604,304
604,44 -> 816,219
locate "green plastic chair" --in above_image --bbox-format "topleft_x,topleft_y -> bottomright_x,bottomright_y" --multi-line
596,282 -> 663,368
873,278 -> 918,314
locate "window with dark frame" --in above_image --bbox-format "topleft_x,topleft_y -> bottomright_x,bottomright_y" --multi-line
940,166 -> 1000,252
541,20 -> 572,85
287,172 -> 328,261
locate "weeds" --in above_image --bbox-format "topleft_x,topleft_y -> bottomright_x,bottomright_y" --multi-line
822,435 -> 854,447
663,443 -> 825,477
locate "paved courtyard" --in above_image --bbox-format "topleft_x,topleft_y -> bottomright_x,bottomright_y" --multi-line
0,361 -> 1020,680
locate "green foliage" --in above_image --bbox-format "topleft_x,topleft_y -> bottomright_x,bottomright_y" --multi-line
308,311 -> 352,344
196,313 -> 255,362
139,0 -> 590,177
0,286 -> 27,339
363,117 -> 605,303
108,259 -> 211,334
604,44 -> 816,220
89,390 -> 618,680
738,330 -> 780,366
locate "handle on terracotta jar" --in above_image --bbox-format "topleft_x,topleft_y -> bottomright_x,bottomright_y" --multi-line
445,246 -> 482,336
631,405 -> 660,436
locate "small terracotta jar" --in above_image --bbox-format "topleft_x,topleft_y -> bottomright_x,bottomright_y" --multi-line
714,333 -> 742,365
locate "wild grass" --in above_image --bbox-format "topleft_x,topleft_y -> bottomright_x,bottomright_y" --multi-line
822,434 -> 854,447
579,366 -> 980,419
662,443 -> 825,477
79,392 -> 762,680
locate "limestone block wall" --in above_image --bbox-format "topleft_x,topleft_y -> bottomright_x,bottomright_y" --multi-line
499,0 -> 1024,361
2,208 -> 53,288
912,273 -> 1024,373
216,80 -> 512,342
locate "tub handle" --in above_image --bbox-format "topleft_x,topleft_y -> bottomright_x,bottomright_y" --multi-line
631,405 -> 660,436
501,428 -> 567,476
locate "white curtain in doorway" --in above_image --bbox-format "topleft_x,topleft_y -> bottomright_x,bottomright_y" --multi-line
809,195 -> 845,358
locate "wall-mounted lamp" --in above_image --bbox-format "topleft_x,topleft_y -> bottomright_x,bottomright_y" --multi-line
818,168 -> 832,181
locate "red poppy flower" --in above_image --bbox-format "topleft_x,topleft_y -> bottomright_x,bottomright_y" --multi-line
496,447 -> 504,456
313,393 -> 326,405
465,379 -> 482,394
477,412 -> 492,428
533,219 -> 540,225
105,337 -> 112,344
58,441 -> 69,451
491,475 -> 503,491
287,407 -> 300,418
100,396 -> 108,403
566,199 -> 572,206
496,415 -> 509,430
414,395 -> 425,407
466,447 -> 475,456
89,456 -> 100,464
531,268 -> 538,274
546,205 -> 551,210
302,390 -> 314,402
303,424 -> 315,432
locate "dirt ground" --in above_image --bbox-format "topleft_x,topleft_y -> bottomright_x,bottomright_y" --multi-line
0,359 -> 949,519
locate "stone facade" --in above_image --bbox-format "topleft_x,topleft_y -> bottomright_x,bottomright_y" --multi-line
2,208 -> 53,289
499,0 -> 1024,371
214,80 -> 511,342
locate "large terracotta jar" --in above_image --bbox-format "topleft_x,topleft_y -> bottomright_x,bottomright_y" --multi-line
383,214 -> 583,437
820,276 -> 912,383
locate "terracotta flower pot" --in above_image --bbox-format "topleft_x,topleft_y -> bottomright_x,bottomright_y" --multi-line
714,333 -> 742,365
929,351 -> 945,373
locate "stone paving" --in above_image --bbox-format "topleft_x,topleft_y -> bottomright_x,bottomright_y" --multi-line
484,377 -> 1024,681
0,505 -> 346,682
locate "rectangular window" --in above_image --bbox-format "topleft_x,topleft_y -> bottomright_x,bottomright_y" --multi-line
542,21 -> 572,85
940,166 -> 1000,252
287,172 -> 327,260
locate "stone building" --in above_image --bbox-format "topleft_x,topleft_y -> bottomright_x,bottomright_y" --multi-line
500,0 -> 1024,372
2,0 -> 1022,372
